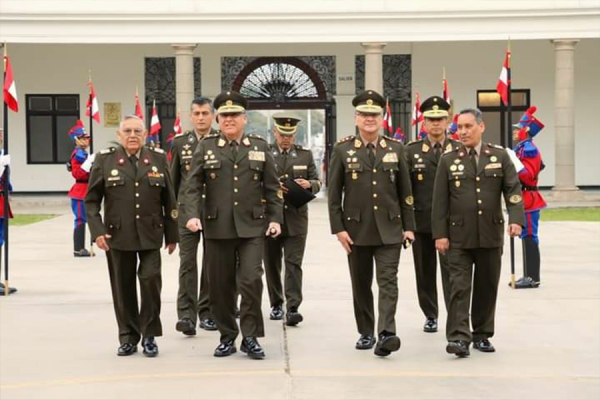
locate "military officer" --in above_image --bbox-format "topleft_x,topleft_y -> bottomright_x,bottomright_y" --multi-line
170,97 -> 218,336
405,96 -> 460,333
86,115 -> 179,357
432,108 -> 524,358
184,91 -> 283,360
328,90 -> 416,357
264,116 -> 321,326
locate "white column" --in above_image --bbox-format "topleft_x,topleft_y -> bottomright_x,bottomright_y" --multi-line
551,39 -> 580,200
361,43 -> 386,94
172,43 -> 197,131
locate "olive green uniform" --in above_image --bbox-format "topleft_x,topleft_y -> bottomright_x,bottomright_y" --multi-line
328,135 -> 416,337
405,138 -> 459,320
264,144 -> 321,311
432,143 -> 524,343
170,129 -> 217,324
183,133 -> 283,343
86,145 -> 179,345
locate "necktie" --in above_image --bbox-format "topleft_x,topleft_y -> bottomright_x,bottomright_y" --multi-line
230,141 -> 238,159
367,143 -> 376,164
129,154 -> 138,174
469,148 -> 478,171
281,150 -> 288,171
434,143 -> 442,161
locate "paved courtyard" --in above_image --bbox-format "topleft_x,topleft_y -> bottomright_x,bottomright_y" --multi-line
1,198 -> 599,399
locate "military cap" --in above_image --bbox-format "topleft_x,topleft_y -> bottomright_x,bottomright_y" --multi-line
352,90 -> 385,114
273,116 -> 301,136
68,120 -> 90,141
420,96 -> 450,118
213,91 -> 248,114
282,176 -> 316,208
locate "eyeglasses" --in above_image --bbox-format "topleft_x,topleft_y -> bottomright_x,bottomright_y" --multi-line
121,128 -> 145,136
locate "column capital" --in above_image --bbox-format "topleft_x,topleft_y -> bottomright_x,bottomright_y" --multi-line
360,42 -> 387,54
551,39 -> 580,50
171,44 -> 198,55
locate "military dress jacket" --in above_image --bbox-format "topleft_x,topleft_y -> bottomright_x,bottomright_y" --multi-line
269,143 -> 321,237
183,133 -> 284,240
405,137 -> 460,234
431,143 -> 525,249
85,145 -> 179,251
328,135 -> 416,246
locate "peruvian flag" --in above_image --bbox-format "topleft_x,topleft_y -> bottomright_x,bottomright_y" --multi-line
411,93 -> 423,126
382,102 -> 393,135
85,82 -> 101,123
150,100 -> 161,134
497,49 -> 510,106
173,113 -> 183,134
134,93 -> 144,120
3,55 -> 18,112
443,78 -> 450,104
393,126 -> 406,143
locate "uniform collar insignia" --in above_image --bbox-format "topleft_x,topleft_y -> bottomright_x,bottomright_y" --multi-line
354,139 -> 362,149
445,142 -> 453,152
422,143 -> 430,153
242,137 -> 251,147
218,138 -> 226,147
379,138 -> 387,149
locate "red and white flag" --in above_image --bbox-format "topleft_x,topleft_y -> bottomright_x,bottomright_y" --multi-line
85,82 -> 101,123
150,100 -> 161,134
3,55 -> 18,112
382,102 -> 393,135
496,49 -> 510,106
134,93 -> 144,120
173,113 -> 183,134
411,93 -> 423,126
443,78 -> 450,104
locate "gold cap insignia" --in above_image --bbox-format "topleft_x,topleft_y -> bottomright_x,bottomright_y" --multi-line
366,99 -> 373,105
225,100 -> 233,106
433,105 -> 439,111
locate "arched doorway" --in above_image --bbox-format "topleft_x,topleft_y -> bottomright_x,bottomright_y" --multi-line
230,57 -> 336,186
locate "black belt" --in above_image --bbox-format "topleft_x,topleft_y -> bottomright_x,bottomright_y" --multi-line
522,185 -> 538,191
76,180 -> 89,184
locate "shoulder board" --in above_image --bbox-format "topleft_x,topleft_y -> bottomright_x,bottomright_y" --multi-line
203,133 -> 220,140
294,144 -> 309,151
488,143 -> 505,150
247,134 -> 266,141
336,135 -> 355,144
149,147 -> 165,154
173,132 -> 190,140
406,139 -> 423,147
100,147 -> 116,154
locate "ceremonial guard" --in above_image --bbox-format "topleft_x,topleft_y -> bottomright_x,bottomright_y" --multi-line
170,97 -> 218,335
328,90 -> 415,357
432,108 -> 524,357
264,116 -> 321,326
405,96 -> 459,333
184,91 -> 283,360
0,137 -> 15,295
511,107 -> 547,289
67,120 -> 93,257
86,115 -> 179,357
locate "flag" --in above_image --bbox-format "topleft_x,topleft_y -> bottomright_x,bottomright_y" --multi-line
496,49 -> 510,106
3,55 -> 18,112
85,82 -> 101,123
393,126 -> 406,143
134,93 -> 144,120
443,78 -> 450,104
173,113 -> 183,135
419,124 -> 427,140
411,93 -> 423,126
150,100 -> 161,135
447,114 -> 460,141
382,101 -> 393,135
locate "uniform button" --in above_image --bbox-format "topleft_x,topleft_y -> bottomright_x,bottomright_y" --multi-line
372,181 -> 377,185
136,204 -> 140,208
234,188 -> 238,193
347,217 -> 351,220
136,215 -> 140,219
477,200 -> 482,204
234,177 -> 238,181
476,177 -> 480,182
373,169 -> 377,173
202,194 -> 206,199
234,164 -> 239,169
476,188 -> 481,193
284,205 -> 288,210
109,224 -> 114,229
234,202 -> 238,206
373,193 -> 378,198
373,205 -> 378,210
135,193 -> 139,197
478,210 -> 483,215
135,182 -> 139,186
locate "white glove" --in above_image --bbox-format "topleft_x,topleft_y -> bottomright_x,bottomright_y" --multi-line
81,153 -> 96,172
0,155 -> 10,167
505,148 -> 525,173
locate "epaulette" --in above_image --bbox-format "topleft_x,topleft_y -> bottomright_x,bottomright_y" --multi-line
202,133 -> 220,140
488,143 -> 505,150
100,147 -> 116,154
294,144 -> 309,151
336,135 -> 355,144
247,134 -> 266,141
521,141 -> 539,158
406,139 -> 423,147
149,147 -> 165,154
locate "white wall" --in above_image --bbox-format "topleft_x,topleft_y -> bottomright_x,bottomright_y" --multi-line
2,39 -> 599,191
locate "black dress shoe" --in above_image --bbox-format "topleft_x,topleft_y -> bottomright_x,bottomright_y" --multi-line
214,340 -> 236,357
175,318 -> 196,336
199,318 -> 217,331
374,333 -> 401,357
0,283 -> 17,295
117,343 -> 137,356
355,334 -> 376,350
446,341 -> 470,358
240,336 -> 265,360
270,305 -> 284,320
285,309 -> 303,326
142,337 -> 158,357
511,276 -> 540,289
423,317 -> 438,333
473,339 -> 496,353
74,249 -> 91,257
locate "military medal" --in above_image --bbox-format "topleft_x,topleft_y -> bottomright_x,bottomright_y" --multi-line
187,150 -> 192,155
352,171 -> 358,180
210,173 -> 216,179
450,165 -> 457,172
458,164 -> 465,171
186,164 -> 191,171
253,173 -> 259,181
182,150 -> 186,155
490,156 -> 498,162
346,158 -> 351,162
417,173 -> 423,181
152,166 -> 158,172
210,155 -> 215,160
455,180 -> 461,187
352,157 -> 357,162
111,169 -> 118,176
414,154 -> 419,159
454,159 -> 461,164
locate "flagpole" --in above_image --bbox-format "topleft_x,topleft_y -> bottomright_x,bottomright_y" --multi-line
88,71 -> 94,154
505,40 -> 516,289
2,45 -> 13,295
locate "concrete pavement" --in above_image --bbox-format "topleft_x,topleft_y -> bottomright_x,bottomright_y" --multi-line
0,199 -> 599,399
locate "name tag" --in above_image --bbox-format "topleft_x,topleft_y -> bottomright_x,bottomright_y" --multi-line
383,152 -> 398,163
414,163 -> 426,169
107,176 -> 121,181
293,165 -> 307,170
451,171 -> 465,177
248,151 -> 265,161
347,163 -> 361,169
485,163 -> 502,169
205,159 -> 219,165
